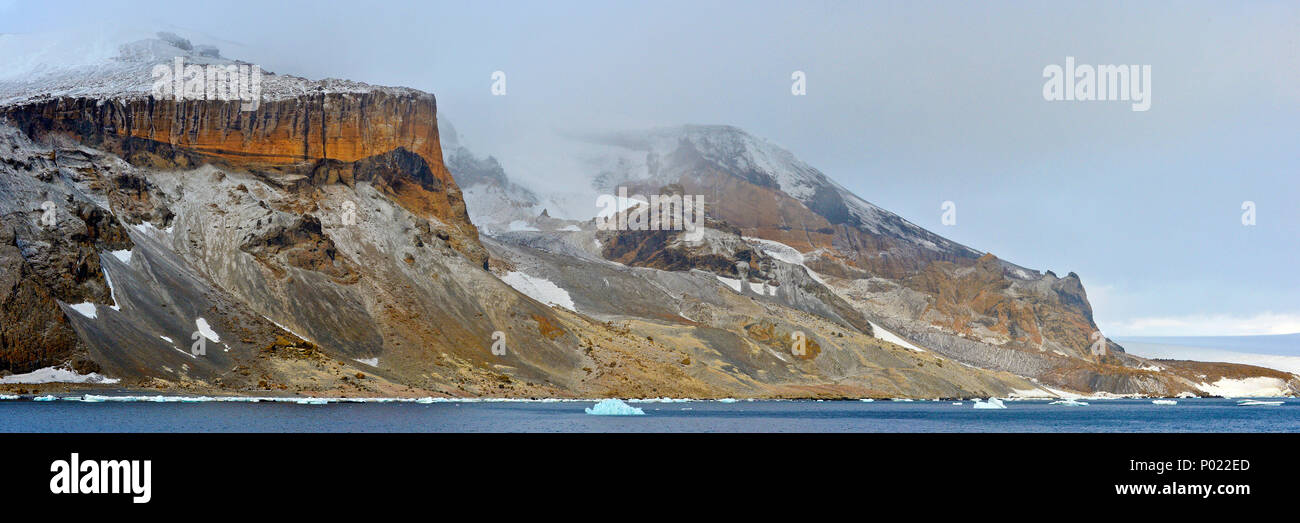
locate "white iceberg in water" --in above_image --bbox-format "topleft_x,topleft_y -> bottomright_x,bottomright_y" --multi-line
1152,399 -> 1177,406
972,398 -> 1006,409
1049,398 -> 1090,406
584,398 -> 645,416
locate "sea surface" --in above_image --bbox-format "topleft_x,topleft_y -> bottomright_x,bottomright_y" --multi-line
0,397 -> 1296,432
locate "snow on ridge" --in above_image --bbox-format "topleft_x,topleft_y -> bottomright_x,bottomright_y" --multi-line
0,30 -> 430,107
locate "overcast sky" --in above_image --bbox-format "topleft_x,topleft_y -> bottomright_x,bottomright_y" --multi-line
3,0 -> 1297,337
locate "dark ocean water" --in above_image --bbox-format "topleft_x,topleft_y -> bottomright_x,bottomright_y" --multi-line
0,397 -> 1296,432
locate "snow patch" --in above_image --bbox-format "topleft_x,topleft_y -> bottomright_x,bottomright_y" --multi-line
354,358 -> 379,367
68,302 -> 97,319
194,318 -> 220,343
1197,377 -> 1290,398
868,321 -> 924,352
110,249 -> 132,263
500,271 -> 576,311
0,366 -> 118,384
715,275 -> 743,293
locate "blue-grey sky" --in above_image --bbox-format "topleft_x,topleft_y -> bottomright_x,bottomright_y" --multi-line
3,0 -> 1297,336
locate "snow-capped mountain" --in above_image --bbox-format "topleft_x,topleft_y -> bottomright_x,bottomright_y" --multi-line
470,124 -> 1300,396
0,30 -> 1294,399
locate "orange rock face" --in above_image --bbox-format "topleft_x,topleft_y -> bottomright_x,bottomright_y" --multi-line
2,92 -> 478,255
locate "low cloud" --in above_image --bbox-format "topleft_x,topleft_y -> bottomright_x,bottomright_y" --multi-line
1105,312 -> 1300,337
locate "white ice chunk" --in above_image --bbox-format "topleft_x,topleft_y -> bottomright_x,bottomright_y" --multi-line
972,398 -> 1007,409
584,398 -> 646,416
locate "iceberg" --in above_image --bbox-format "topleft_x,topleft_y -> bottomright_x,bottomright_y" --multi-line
972,398 -> 1006,409
716,398 -> 738,403
33,395 -> 57,401
1236,399 -> 1284,407
584,398 -> 645,416
1049,399 -> 1090,406
1151,399 -> 1177,406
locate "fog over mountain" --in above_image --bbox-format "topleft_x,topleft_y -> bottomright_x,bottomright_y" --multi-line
0,2 -> 1295,399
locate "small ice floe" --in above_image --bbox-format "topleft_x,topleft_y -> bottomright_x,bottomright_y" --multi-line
1152,399 -> 1178,406
415,397 -> 436,404
891,398 -> 914,402
33,395 -> 57,401
716,398 -> 738,403
0,394 -> 19,401
584,398 -> 645,416
952,402 -> 963,406
295,398 -> 330,405
859,398 -> 875,402
1049,399 -> 1090,407
972,398 -> 1007,409
1236,399 -> 1284,407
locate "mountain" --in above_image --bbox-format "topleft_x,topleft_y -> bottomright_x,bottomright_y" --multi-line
459,124 -> 1300,397
0,33 -> 707,398
0,32 -> 1293,399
